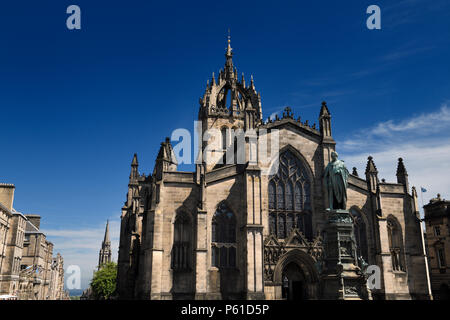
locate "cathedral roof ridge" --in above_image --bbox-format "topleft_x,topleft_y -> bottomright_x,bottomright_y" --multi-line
262,107 -> 320,134
0,183 -> 15,187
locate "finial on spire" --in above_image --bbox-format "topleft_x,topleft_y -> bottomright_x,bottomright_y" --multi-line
131,153 -> 138,166
320,101 -> 330,117
226,29 -> 232,57
365,156 -> 378,174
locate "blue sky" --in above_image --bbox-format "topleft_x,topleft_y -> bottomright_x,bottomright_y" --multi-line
1,0 -> 449,288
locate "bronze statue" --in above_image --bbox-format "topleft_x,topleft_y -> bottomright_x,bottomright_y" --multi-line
323,151 -> 349,210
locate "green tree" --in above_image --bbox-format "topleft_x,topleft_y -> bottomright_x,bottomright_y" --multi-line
90,262 -> 117,300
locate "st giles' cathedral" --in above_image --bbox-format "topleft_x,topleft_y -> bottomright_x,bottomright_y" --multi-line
116,38 -> 431,300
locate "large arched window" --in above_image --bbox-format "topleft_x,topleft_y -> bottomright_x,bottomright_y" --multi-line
387,217 -> 406,272
212,203 -> 236,268
171,212 -> 191,270
350,208 -> 369,262
268,149 -> 313,240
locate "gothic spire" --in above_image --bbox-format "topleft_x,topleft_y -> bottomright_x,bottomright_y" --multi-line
396,157 -> 408,176
224,31 -> 234,79
131,153 -> 138,166
365,156 -> 378,174
319,101 -> 331,117
319,101 -> 332,138
396,157 -> 409,190
103,220 -> 110,245
98,220 -> 112,269
129,153 -> 139,181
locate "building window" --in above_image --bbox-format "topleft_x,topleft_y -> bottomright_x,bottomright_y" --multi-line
387,217 -> 406,272
171,212 -> 191,270
268,149 -> 312,240
211,202 -> 236,268
437,247 -> 446,268
350,208 -> 369,262
434,226 -> 441,236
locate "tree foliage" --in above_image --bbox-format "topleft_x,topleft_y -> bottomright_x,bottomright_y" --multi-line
90,262 -> 117,300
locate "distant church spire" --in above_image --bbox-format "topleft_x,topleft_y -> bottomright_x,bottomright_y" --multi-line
104,219 -> 110,243
98,220 -> 112,269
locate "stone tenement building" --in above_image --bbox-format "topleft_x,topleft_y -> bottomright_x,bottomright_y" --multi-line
0,183 -> 66,300
424,194 -> 450,299
117,39 -> 432,300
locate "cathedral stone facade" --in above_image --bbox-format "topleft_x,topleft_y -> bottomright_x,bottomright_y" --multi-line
117,39 -> 432,300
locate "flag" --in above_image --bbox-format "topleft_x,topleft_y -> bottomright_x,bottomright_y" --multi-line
421,187 -> 427,193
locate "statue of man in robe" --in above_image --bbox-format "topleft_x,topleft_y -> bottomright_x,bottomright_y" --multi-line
323,151 -> 349,210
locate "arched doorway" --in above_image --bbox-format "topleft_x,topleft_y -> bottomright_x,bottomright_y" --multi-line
273,249 -> 319,300
282,262 -> 307,300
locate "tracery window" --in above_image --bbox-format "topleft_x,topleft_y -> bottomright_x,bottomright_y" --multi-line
350,208 -> 369,262
171,212 -> 191,270
268,150 -> 313,240
212,203 -> 236,268
387,217 -> 406,272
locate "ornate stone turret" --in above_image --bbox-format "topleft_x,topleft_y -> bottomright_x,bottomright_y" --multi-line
127,154 -> 140,207
198,35 -> 262,124
365,156 -> 378,192
319,101 -> 332,141
98,220 -> 112,269
130,153 -> 139,181
396,158 -> 409,192
153,137 -> 178,180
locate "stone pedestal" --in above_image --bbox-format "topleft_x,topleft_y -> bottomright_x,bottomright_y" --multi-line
320,209 -> 371,300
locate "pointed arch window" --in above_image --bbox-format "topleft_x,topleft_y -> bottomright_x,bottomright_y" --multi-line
268,149 -> 313,240
286,181 -> 294,210
172,212 -> 191,270
278,214 -> 286,239
387,217 -> 406,272
212,203 -> 236,268
277,183 -> 285,210
269,181 -> 276,210
269,213 -> 277,235
294,182 -> 303,210
286,213 -> 294,236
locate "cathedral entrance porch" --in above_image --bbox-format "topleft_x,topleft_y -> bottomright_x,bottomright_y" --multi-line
282,262 -> 307,300
269,249 -> 319,300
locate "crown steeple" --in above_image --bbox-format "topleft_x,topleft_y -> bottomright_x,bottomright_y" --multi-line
198,33 -> 262,124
